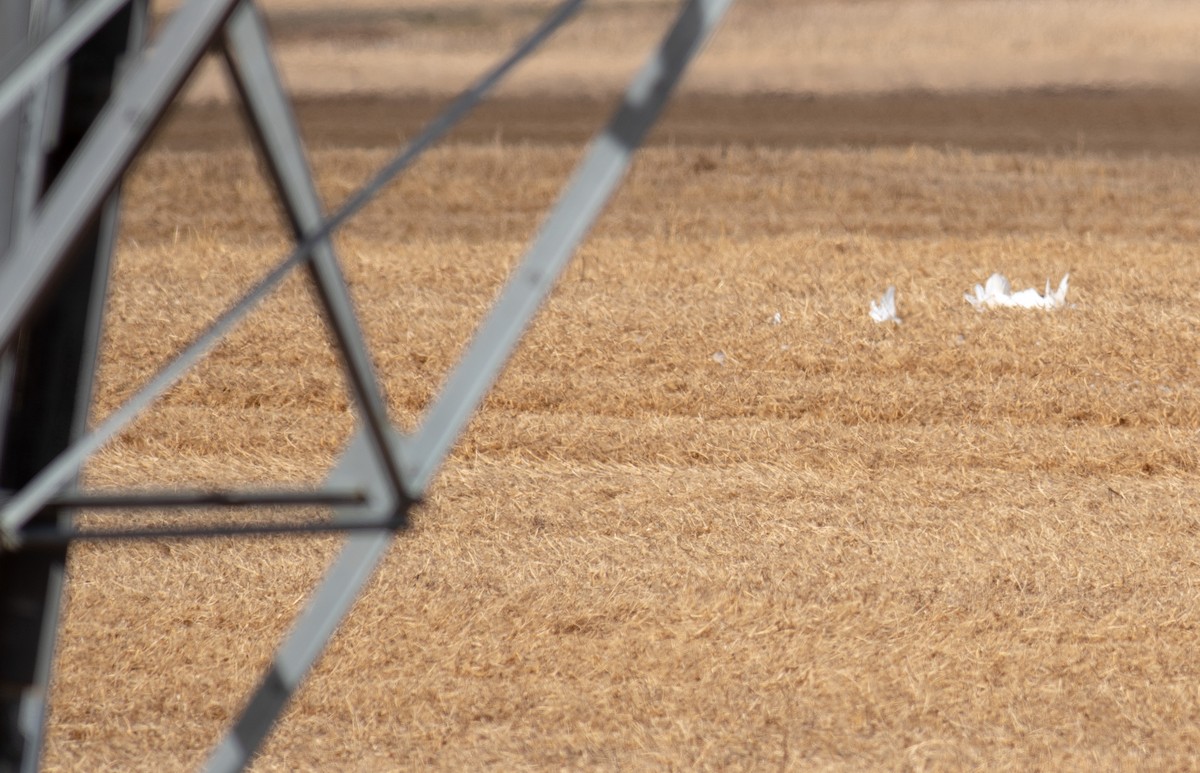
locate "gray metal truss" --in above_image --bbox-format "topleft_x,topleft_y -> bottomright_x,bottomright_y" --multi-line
0,0 -> 734,768
2,2 -> 148,771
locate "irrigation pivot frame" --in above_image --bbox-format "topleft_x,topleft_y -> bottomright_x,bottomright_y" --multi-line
0,0 -> 734,769
1,1 -> 149,769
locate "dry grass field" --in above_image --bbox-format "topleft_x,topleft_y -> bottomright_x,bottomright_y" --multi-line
36,0 -> 1200,770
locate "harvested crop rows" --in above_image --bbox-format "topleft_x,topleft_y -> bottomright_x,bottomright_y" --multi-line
41,1 -> 1200,770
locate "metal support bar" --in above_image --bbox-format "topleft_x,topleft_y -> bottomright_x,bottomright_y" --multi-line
18,519 -> 403,548
204,428 -> 405,772
31,424 -> 409,547
0,0 -> 131,122
204,1 -> 732,769
1,2 -> 148,771
0,0 -> 239,355
48,489 -> 366,509
204,531 -> 394,772
410,0 -> 733,494
0,0 -> 733,767
0,255 -> 302,546
0,2 -> 52,766
220,1 -> 409,505
0,0 -> 586,545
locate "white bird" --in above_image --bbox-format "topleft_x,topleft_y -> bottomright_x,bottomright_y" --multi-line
965,272 -> 1069,310
869,285 -> 901,324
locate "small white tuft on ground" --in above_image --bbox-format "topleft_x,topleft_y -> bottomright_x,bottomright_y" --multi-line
711,351 -> 727,365
769,311 -> 782,325
965,272 -> 1069,310
869,285 -> 902,324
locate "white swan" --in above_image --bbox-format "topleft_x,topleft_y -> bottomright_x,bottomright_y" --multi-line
870,285 -> 901,324
965,273 -> 1069,310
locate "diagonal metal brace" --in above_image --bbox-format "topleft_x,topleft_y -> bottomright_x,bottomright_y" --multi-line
0,0 -> 241,355
220,0 -> 411,506
0,0 -> 587,546
204,0 -> 733,769
410,0 -> 734,493
0,0 -> 136,122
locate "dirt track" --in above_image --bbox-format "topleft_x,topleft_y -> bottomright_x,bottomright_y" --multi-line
158,88 -> 1200,155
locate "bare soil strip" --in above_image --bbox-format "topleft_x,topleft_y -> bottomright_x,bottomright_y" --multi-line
156,89 -> 1200,156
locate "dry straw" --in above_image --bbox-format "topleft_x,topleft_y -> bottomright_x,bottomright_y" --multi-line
48,96 -> 1200,772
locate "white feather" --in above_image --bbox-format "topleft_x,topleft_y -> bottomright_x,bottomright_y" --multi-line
870,285 -> 901,324
965,272 -> 1069,310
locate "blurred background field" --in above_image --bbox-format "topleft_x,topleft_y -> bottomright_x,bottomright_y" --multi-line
43,1 -> 1200,770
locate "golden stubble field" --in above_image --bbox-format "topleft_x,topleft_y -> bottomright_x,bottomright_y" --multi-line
38,0 -> 1200,770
